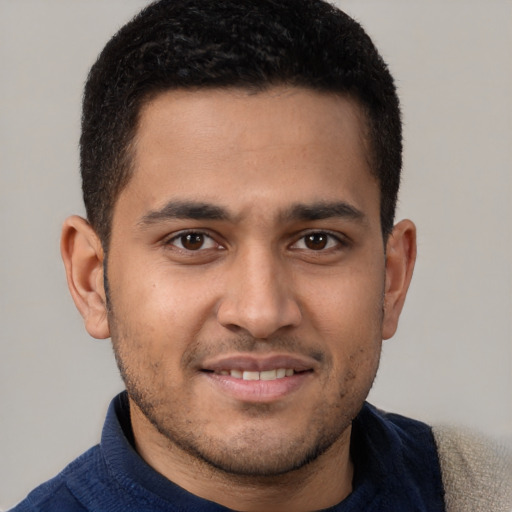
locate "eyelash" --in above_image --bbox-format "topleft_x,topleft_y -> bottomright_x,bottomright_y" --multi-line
290,231 -> 347,252
163,230 -> 347,253
164,230 -> 223,252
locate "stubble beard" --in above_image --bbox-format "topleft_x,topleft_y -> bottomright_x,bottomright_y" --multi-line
105,273 -> 382,479
110,327 -> 380,480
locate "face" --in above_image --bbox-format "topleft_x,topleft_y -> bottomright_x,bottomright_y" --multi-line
106,87 -> 388,476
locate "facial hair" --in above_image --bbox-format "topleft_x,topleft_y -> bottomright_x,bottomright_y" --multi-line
105,272 -> 381,478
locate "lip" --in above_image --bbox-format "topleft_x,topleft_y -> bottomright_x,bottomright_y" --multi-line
200,353 -> 317,403
200,353 -> 318,373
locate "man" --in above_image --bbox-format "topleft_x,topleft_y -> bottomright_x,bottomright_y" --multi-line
10,0 -> 510,511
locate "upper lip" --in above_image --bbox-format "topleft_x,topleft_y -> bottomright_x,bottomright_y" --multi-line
200,353 -> 318,373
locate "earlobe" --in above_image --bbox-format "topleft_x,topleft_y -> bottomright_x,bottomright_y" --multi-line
382,219 -> 417,340
61,216 -> 110,339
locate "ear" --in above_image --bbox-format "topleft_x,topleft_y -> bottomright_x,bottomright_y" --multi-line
61,216 -> 110,339
381,219 -> 417,340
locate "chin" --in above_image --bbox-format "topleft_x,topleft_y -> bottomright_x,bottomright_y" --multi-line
177,425 -> 346,478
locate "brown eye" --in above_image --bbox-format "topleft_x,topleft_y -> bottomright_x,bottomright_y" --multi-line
180,233 -> 205,250
291,231 -> 342,252
304,233 -> 329,250
169,232 -> 218,251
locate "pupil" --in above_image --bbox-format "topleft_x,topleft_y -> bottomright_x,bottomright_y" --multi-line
306,233 -> 327,250
182,233 -> 204,250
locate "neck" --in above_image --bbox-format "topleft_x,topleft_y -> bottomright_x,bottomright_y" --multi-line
130,399 -> 354,511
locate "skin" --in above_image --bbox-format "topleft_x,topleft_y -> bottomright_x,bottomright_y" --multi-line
61,87 -> 416,511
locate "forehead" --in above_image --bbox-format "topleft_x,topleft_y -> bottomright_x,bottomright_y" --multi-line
135,86 -> 370,164
116,86 -> 379,226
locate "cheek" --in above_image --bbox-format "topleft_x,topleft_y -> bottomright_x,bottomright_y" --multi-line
111,259 -> 209,329
107,261 -> 223,386
303,267 -> 384,332
300,267 -> 384,368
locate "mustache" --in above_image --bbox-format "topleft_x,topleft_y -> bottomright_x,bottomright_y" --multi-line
181,334 -> 327,369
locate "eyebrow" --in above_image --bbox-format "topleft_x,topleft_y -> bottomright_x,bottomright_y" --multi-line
138,200 -> 230,226
138,199 -> 366,227
283,201 -> 366,223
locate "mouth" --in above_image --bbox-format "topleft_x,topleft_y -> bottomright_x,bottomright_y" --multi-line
199,354 -> 316,402
204,368 -> 305,380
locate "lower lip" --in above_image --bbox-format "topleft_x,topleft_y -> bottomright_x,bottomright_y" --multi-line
202,372 -> 312,403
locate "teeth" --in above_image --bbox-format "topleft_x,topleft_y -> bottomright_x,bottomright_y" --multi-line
260,369 -> 277,381
217,368 -> 295,380
243,371 -> 260,381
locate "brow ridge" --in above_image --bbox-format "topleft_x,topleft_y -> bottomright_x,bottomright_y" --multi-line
138,199 -> 365,227
139,200 -> 229,226
284,201 -> 365,222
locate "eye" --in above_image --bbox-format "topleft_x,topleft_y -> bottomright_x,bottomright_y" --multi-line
291,232 -> 342,251
167,231 -> 219,251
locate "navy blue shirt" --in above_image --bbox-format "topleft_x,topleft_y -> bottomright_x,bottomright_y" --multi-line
11,393 -> 445,511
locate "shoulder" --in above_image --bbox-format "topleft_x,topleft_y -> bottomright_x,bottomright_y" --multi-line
8,445 -> 102,512
357,403 -> 439,455
432,425 -> 512,512
352,404 -> 446,510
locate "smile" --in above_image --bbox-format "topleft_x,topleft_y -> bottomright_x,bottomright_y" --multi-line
199,354 -> 318,401
216,369 -> 295,380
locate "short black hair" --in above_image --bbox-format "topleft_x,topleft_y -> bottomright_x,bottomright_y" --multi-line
81,0 -> 401,246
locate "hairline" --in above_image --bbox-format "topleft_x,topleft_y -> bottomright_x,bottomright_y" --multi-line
99,83 -> 385,251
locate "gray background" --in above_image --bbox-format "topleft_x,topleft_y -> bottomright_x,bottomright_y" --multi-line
1,1 -> 511,509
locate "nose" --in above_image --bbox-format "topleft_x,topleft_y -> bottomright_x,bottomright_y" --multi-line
216,246 -> 302,339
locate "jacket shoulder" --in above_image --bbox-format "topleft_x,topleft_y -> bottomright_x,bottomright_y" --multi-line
433,425 -> 512,512
8,446 -> 101,512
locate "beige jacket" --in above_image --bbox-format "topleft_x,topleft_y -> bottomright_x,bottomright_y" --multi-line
433,426 -> 512,512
